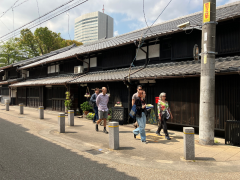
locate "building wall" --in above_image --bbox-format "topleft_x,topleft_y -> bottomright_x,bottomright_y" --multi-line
74,11 -> 113,44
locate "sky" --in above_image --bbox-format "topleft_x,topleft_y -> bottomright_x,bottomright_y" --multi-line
0,0 -> 238,42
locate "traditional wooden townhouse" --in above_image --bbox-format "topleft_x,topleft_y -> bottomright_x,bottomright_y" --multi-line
0,44 -> 76,104
5,1 -> 240,135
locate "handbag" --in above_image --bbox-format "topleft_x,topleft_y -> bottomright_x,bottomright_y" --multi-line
129,104 -> 137,118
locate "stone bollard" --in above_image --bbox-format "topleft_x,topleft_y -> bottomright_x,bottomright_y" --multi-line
19,103 -> 24,114
183,127 -> 195,160
39,106 -> 44,119
58,113 -> 65,133
68,110 -> 74,126
5,99 -> 9,111
109,121 -> 119,150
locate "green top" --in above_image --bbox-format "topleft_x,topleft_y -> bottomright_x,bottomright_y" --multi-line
157,100 -> 170,117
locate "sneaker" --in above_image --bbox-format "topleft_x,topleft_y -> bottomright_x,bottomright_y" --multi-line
95,124 -> 98,131
155,131 -> 162,136
103,129 -> 108,134
142,141 -> 148,144
165,136 -> 171,140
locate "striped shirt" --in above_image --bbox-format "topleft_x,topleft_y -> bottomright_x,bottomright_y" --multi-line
96,93 -> 109,111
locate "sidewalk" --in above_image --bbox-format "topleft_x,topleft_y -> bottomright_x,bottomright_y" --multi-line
1,105 -> 240,173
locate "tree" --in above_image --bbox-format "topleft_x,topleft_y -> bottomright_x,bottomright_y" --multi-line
0,27 -> 83,66
0,38 -> 25,67
16,27 -> 82,57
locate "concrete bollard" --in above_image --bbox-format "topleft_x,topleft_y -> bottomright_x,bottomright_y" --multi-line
39,106 -> 44,119
109,121 -> 119,150
19,103 -> 24,114
68,110 -> 74,126
5,99 -> 9,111
58,113 -> 65,133
183,127 -> 195,160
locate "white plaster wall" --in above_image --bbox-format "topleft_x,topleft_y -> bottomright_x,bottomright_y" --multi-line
136,47 -> 147,60
149,44 -> 160,58
90,57 -> 97,67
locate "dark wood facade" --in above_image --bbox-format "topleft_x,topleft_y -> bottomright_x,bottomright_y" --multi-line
7,17 -> 239,135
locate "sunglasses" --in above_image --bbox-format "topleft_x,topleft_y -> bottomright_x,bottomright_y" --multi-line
162,96 -> 166,97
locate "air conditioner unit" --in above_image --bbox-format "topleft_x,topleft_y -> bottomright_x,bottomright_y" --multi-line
74,66 -> 84,74
2,75 -> 6,81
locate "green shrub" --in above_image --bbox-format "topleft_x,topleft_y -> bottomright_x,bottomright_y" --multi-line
80,101 -> 93,112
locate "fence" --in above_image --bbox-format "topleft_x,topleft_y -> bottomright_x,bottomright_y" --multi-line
225,120 -> 240,146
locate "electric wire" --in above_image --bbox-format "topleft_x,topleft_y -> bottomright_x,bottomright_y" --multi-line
131,0 -> 173,66
0,0 -> 20,19
0,19 -> 11,31
0,0 -> 87,41
12,8 -> 15,37
35,0 -> 41,27
1,0 -> 76,40
127,0 -> 173,81
13,0 -> 31,8
143,0 -> 154,35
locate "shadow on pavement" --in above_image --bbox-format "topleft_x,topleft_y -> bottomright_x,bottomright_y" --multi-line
118,147 -> 135,150
119,131 -> 133,134
0,118 -> 138,180
195,157 -> 216,161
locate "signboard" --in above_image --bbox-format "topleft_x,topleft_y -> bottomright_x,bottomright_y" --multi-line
203,2 -> 210,23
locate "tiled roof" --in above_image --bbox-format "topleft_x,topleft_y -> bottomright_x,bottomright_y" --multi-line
0,44 -> 76,70
9,74 -> 76,87
69,56 -> 240,83
0,78 -> 23,85
10,56 -> 240,87
18,1 -> 240,70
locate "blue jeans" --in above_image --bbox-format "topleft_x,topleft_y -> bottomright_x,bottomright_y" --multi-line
93,106 -> 98,122
133,112 -> 146,142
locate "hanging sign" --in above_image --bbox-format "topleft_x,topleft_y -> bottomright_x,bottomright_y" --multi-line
203,2 -> 211,23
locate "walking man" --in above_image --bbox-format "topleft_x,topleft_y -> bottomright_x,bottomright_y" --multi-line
132,85 -> 142,128
95,87 -> 109,134
90,88 -> 99,123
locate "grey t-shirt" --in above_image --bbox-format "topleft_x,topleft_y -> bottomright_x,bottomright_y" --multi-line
132,92 -> 138,100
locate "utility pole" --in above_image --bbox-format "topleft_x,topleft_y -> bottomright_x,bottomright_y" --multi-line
199,0 -> 217,145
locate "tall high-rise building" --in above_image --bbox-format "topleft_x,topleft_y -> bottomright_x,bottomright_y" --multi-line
74,11 -> 113,44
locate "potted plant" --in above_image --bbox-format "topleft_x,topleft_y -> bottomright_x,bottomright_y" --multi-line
80,101 -> 93,115
64,91 -> 72,113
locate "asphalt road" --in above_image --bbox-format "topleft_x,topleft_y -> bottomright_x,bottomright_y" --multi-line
0,118 -> 137,180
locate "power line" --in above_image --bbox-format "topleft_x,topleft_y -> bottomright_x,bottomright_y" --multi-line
128,0 -> 173,77
1,0 -> 88,41
12,8 -> 15,37
143,0 -> 154,35
0,0 -> 20,19
144,0 -> 173,36
35,0 -> 41,27
0,19 -> 11,31
13,0 -> 31,9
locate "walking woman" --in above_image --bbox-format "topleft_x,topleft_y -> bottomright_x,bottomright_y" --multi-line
156,92 -> 173,140
133,90 -> 147,144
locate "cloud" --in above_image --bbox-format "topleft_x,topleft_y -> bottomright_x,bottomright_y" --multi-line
0,0 -> 239,41
114,30 -> 119,37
